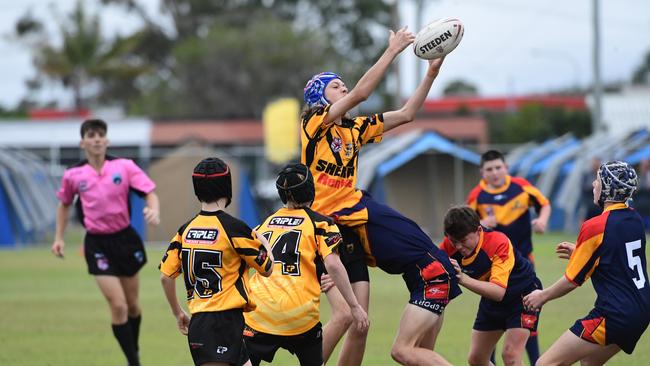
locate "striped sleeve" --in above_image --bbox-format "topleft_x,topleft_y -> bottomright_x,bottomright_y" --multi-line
466,185 -> 482,212
302,105 -> 331,140
159,233 -> 183,278
356,114 -> 384,145
565,213 -> 608,285
512,177 -> 550,211
484,233 -> 515,288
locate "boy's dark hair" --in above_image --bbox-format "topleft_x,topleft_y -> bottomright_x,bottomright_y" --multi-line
480,150 -> 506,167
80,119 -> 108,138
192,157 -> 232,206
444,206 -> 481,241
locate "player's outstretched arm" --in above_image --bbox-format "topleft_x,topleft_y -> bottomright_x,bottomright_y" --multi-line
523,276 -> 577,311
324,27 -> 414,125
555,242 -> 575,260
51,203 -> 72,258
160,274 -> 190,335
383,57 -> 444,132
323,253 -> 370,332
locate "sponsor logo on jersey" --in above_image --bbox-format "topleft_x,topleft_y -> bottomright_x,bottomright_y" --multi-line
189,342 -> 203,349
269,216 -> 304,227
493,194 -> 507,201
424,283 -> 449,300
185,228 -> 218,244
344,143 -> 354,157
316,173 -> 353,189
79,180 -> 88,192
215,346 -> 228,354
331,137 -> 342,153
315,159 -> 355,178
255,248 -> 268,266
112,173 -> 122,185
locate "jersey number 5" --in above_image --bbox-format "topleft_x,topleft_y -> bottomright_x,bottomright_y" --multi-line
625,240 -> 647,290
261,230 -> 302,276
181,248 -> 223,300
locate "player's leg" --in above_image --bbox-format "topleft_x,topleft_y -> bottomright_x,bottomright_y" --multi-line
500,328 -> 529,366
418,313 -> 443,350
468,330 -> 502,366
336,281 -> 369,366
95,275 -> 139,366
322,286 -> 352,363
391,304 -> 451,366
578,344 -> 621,366
536,330 -> 617,366
121,274 -> 142,353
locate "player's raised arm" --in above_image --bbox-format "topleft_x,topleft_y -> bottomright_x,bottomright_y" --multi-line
323,27 -> 414,125
383,57 -> 444,132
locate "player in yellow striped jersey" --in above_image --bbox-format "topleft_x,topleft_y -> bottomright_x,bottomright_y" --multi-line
160,157 -> 273,366
244,163 -> 369,366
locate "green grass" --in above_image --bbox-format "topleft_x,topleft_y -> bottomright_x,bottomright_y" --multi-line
1,231 -> 648,365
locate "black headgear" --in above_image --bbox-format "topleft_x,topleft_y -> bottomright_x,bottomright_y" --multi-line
192,157 -> 232,206
276,163 -> 315,205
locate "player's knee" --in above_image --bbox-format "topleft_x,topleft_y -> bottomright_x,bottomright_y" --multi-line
331,309 -> 353,329
108,299 -> 128,319
501,345 -> 521,366
347,320 -> 369,339
535,354 -> 563,366
126,303 -> 140,317
390,344 -> 410,364
467,352 -> 484,366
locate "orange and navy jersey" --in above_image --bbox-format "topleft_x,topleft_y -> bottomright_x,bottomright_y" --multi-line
467,175 -> 549,257
159,210 -> 272,314
301,105 -> 384,226
440,228 -> 537,301
244,207 -> 342,336
565,203 -> 650,318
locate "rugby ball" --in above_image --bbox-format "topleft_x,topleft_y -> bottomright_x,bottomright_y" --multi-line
413,18 -> 464,60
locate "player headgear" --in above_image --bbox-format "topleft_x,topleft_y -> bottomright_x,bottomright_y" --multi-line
303,72 -> 342,108
276,163 -> 315,205
596,161 -> 638,207
192,157 -> 232,206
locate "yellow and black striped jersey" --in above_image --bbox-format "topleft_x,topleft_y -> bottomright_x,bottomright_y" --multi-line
244,207 -> 342,336
159,210 -> 272,314
301,105 -> 384,226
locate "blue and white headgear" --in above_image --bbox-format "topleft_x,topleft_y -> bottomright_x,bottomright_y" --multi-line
303,72 -> 342,108
597,161 -> 638,207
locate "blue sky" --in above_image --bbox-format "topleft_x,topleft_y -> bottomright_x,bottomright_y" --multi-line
1,0 -> 649,108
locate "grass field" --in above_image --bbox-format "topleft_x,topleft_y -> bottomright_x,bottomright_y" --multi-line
1,230 -> 649,365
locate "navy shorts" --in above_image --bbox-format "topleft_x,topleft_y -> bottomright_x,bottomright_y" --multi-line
473,278 -> 542,333
402,254 -> 462,315
84,226 -> 146,276
244,323 -> 322,366
570,308 -> 650,354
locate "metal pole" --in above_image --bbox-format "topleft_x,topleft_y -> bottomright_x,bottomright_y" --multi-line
415,0 -> 424,82
592,0 -> 603,132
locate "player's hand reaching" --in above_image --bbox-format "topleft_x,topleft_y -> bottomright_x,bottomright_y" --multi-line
350,304 -> 370,333
51,239 -> 65,259
480,215 -> 497,229
320,274 -> 335,293
143,206 -> 160,225
556,241 -> 576,260
388,26 -> 415,54
523,289 -> 546,312
175,310 -> 190,335
426,57 -> 445,78
531,218 -> 547,234
450,258 -> 465,283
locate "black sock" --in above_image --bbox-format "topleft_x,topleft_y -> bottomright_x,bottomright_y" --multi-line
490,349 -> 497,365
112,322 -> 140,366
128,314 -> 142,352
526,333 -> 540,365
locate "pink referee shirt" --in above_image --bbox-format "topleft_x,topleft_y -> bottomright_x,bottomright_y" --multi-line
56,157 -> 156,234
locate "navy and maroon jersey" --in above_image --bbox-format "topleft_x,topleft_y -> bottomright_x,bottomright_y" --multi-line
566,203 -> 650,323
440,228 -> 537,301
467,175 -> 549,258
301,105 -> 384,227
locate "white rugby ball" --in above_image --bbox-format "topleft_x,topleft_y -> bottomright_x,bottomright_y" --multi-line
413,18 -> 464,60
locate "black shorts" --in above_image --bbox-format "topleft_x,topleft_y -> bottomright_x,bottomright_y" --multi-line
335,225 -> 369,283
244,323 -> 322,366
84,226 -> 146,276
188,310 -> 249,366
